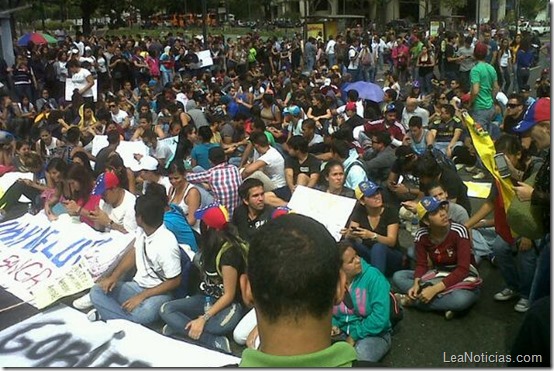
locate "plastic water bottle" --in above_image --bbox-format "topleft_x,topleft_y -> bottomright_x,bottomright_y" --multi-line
27,203 -> 34,215
204,296 -> 212,313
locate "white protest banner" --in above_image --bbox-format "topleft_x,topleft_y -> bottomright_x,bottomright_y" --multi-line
0,213 -> 134,307
287,186 -> 357,241
65,79 -> 98,102
197,50 -> 214,68
91,135 -> 149,170
0,305 -> 240,367
0,172 -> 34,203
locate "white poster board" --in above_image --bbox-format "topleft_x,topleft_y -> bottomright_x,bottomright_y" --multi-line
0,305 -> 240,367
287,186 -> 357,241
158,135 -> 178,157
65,79 -> 98,102
196,50 -> 214,69
0,213 -> 134,308
91,135 -> 149,171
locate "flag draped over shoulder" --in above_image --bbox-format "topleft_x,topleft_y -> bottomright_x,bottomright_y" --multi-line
462,111 -> 515,244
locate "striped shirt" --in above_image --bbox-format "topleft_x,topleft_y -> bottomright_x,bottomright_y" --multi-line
186,162 -> 242,218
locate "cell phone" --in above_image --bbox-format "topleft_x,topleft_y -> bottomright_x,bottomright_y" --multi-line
494,153 -> 511,178
352,227 -> 362,232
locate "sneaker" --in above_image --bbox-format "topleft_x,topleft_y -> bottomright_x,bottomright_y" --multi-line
455,163 -> 465,171
494,288 -> 518,301
394,293 -> 413,307
213,335 -> 231,354
465,165 -> 477,172
86,308 -> 100,322
73,292 -> 93,310
514,298 -> 530,313
472,171 -> 486,179
161,324 -> 175,336
445,310 -> 455,320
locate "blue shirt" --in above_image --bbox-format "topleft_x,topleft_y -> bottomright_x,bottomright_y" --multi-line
191,143 -> 220,170
164,204 -> 198,252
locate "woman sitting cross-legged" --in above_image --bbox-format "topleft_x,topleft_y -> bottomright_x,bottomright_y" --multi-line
159,204 -> 247,354
332,240 -> 392,363
392,196 -> 482,320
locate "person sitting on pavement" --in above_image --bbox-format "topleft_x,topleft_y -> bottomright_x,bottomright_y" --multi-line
426,103 -> 463,159
400,97 -> 430,130
392,196 -> 481,320
402,116 -> 430,156
241,131 -> 286,193
332,240 -> 392,363
159,204 -> 247,354
330,139 -> 368,190
232,178 -> 275,243
360,103 -> 405,148
364,131 -> 396,185
315,159 -> 356,199
341,180 -> 404,277
238,213 -> 358,367
88,193 -> 182,325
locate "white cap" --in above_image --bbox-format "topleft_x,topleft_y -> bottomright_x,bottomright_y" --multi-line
324,78 -> 331,86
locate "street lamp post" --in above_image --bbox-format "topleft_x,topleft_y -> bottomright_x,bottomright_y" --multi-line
202,0 -> 208,48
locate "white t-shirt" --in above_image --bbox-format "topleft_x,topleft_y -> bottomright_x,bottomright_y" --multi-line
99,189 -> 137,233
71,68 -> 93,97
133,225 -> 181,288
348,47 -> 360,70
111,109 -> 129,125
326,39 -> 336,55
258,147 -> 286,188
151,144 -> 173,162
401,106 -> 430,130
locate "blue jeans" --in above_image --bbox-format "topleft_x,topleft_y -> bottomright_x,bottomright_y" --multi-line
159,294 -> 244,350
492,235 -> 538,299
90,281 -> 172,325
392,270 -> 480,312
472,227 -> 495,261
352,241 -> 404,277
355,331 -> 392,362
327,54 -> 336,67
347,68 -> 361,82
530,234 -> 550,304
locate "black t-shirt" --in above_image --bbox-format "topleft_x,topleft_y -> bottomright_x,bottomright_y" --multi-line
200,244 -> 246,302
285,153 -> 321,181
350,204 -> 399,248
445,44 -> 459,72
232,204 -> 274,243
429,117 -> 463,143
503,111 -> 525,135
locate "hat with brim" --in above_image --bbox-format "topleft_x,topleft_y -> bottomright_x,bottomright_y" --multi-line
92,171 -> 120,196
513,97 -> 551,133
416,196 -> 448,220
195,203 -> 230,230
354,180 -> 381,200
130,155 -> 158,172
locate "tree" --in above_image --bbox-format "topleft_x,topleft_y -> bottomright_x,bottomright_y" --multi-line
519,0 -> 548,19
422,0 -> 468,18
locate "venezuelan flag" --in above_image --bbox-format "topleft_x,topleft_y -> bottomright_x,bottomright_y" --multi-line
462,111 -> 516,244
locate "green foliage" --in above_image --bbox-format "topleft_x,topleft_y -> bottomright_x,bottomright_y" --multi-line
519,0 -> 548,19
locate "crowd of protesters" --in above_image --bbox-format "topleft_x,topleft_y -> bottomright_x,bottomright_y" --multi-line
0,21 -> 550,365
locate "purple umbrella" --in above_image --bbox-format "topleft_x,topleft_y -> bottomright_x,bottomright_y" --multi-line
343,81 -> 385,102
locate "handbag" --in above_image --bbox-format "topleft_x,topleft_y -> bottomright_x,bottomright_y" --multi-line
506,172 -> 545,240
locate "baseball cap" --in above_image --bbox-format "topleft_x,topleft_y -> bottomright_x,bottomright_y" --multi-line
474,42 -> 488,59
520,84 -> 531,92
331,65 -> 340,70
345,102 -> 357,111
195,203 -> 230,230
92,172 -> 120,196
323,78 -> 331,86
283,105 -> 301,116
461,92 -> 472,104
513,97 -> 551,133
412,80 -> 421,88
134,155 -> 159,172
271,206 -> 293,219
416,196 -> 448,220
384,103 -> 396,113
354,180 -> 381,200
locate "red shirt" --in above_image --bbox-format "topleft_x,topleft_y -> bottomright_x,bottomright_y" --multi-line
364,119 -> 406,144
413,222 -> 474,288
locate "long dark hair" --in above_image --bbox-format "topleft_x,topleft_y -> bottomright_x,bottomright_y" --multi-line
105,153 -> 130,191
199,222 -> 245,275
67,163 -> 94,202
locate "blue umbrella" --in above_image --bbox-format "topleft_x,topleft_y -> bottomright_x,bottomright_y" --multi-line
343,81 -> 385,102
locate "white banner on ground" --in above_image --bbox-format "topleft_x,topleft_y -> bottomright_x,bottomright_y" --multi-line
91,135 -> 149,170
0,213 -> 134,308
287,186 -> 357,241
0,305 -> 240,367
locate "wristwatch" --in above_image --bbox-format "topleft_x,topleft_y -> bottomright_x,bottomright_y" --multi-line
202,312 -> 212,321
372,233 -> 378,241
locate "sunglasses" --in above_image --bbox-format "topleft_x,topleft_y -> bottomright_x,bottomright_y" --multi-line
109,104 -> 117,108
507,103 -> 521,108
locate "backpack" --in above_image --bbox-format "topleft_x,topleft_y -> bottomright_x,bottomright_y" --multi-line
44,61 -> 57,86
423,146 -> 457,173
361,48 -> 372,66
